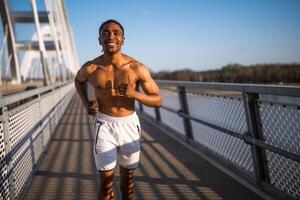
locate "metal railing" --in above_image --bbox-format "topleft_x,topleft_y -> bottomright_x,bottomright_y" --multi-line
138,80 -> 300,200
0,81 -> 75,199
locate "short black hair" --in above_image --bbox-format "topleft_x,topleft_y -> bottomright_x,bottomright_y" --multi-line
99,19 -> 124,36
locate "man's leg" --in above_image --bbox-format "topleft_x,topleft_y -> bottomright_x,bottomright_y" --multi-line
119,167 -> 134,200
98,169 -> 115,200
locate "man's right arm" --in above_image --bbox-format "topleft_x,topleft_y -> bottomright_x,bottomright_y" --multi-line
74,64 -> 90,108
74,62 -> 98,116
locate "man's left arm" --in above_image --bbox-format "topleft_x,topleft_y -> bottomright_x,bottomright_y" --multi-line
120,65 -> 162,107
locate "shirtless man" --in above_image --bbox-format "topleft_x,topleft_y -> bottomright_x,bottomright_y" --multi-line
74,19 -> 162,200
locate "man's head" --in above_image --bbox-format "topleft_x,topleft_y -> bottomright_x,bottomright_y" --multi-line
98,19 -> 125,54
99,19 -> 124,37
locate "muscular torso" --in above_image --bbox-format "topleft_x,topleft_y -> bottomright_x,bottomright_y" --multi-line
87,57 -> 139,117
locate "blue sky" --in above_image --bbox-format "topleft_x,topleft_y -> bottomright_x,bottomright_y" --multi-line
58,0 -> 300,71
9,0 -> 300,72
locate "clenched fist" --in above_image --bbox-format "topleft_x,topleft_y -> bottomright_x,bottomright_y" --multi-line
116,83 -> 137,99
87,100 -> 99,116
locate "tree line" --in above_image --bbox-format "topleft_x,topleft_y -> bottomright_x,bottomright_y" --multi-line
152,63 -> 300,84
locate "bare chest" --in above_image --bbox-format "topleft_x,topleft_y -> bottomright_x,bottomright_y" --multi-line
89,66 -> 137,90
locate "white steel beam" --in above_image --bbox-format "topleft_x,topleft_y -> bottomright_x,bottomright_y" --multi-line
15,41 -> 56,51
45,0 -> 64,82
0,0 -> 21,83
30,0 -> 51,85
11,11 -> 49,23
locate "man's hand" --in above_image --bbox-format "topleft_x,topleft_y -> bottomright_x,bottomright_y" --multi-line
87,100 -> 99,116
113,83 -> 137,99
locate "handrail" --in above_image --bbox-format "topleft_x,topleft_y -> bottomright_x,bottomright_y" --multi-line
0,80 -> 72,107
243,135 -> 300,162
157,80 -> 300,97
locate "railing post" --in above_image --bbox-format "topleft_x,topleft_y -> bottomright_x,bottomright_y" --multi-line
2,106 -> 15,199
243,92 -> 269,185
154,107 -> 161,122
177,86 -> 194,142
37,92 -> 46,153
137,86 -> 144,113
138,102 -> 144,113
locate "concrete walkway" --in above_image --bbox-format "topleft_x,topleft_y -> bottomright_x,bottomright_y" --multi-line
24,94 -> 264,200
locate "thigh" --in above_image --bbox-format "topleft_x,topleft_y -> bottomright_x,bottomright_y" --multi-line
94,119 -> 118,171
118,122 -> 141,169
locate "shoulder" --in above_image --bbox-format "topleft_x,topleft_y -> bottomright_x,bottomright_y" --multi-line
81,55 -> 105,73
122,54 -> 152,80
125,57 -> 149,74
81,60 -> 98,74
75,60 -> 98,82
130,60 -> 152,81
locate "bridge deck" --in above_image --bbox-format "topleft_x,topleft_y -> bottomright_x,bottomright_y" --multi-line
23,94 -> 263,199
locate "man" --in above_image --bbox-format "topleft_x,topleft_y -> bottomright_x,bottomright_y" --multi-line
74,19 -> 162,200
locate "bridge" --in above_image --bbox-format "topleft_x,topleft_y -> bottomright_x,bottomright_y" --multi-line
1,1 -> 300,200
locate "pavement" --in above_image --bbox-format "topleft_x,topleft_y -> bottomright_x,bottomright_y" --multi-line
23,94 -> 264,200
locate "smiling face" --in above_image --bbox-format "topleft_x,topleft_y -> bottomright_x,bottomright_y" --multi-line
99,22 -> 125,54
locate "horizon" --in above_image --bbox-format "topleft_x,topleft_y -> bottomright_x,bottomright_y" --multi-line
150,62 -> 300,73
10,0 -> 299,73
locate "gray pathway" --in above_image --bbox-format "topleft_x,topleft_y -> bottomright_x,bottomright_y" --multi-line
24,94 -> 263,199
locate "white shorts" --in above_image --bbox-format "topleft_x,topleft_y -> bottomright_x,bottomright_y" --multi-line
93,112 -> 141,171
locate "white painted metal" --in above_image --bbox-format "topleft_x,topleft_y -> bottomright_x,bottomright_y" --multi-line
19,25 -> 58,81
30,0 -> 51,85
2,0 -> 21,83
1,0 -> 78,85
45,0 -> 64,81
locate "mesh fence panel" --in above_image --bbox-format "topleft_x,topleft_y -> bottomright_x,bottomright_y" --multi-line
266,150 -> 300,199
160,89 -> 185,135
40,93 -> 55,118
187,93 -> 247,134
52,89 -> 61,105
8,101 -> 40,149
0,119 -> 10,200
260,102 -> 300,155
142,106 -> 156,118
192,120 -> 254,174
160,110 -> 185,135
161,89 -> 180,110
42,119 -> 51,147
187,93 -> 253,174
32,128 -> 43,164
11,139 -> 32,198
260,102 -> 300,198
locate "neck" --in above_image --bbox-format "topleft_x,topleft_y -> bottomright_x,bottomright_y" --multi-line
103,51 -> 122,65
103,51 -> 122,63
